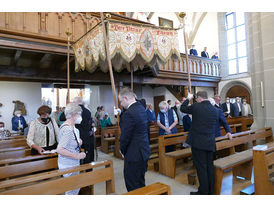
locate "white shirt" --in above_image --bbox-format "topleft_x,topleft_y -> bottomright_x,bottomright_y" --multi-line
226,103 -> 231,113
237,102 -> 241,112
243,104 -> 248,116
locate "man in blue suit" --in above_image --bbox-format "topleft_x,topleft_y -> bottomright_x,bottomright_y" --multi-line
181,91 -> 231,195
232,97 -> 243,117
146,103 -> 156,124
201,47 -> 209,58
189,45 -> 198,56
118,87 -> 151,192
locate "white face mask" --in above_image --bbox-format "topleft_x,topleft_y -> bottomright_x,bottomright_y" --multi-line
16,114 -> 21,117
0,127 -> 4,131
243,102 -> 247,105
75,116 -> 82,124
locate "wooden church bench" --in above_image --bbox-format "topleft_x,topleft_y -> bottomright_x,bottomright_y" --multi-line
0,153 -> 58,180
253,143 -> 274,195
101,126 -> 119,154
0,148 -> 31,160
0,138 -> 28,149
213,127 -> 274,195
0,160 -> 115,195
123,182 -> 171,195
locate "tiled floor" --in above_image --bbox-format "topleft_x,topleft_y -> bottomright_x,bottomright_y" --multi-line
92,151 -> 253,195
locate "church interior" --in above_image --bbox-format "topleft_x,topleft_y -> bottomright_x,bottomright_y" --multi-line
0,8 -> 273,198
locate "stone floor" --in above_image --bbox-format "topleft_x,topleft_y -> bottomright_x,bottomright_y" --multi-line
91,150 -> 254,195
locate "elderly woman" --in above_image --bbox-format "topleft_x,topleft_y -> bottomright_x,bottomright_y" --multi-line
0,122 -> 11,138
157,101 -> 178,152
11,110 -> 27,132
56,103 -> 86,195
27,105 -> 59,155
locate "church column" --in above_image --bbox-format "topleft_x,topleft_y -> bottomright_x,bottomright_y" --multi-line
247,12 -> 274,129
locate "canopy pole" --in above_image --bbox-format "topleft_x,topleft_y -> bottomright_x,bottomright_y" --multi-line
66,28 -> 72,104
100,12 -> 118,109
130,66 -> 133,91
179,12 -> 191,94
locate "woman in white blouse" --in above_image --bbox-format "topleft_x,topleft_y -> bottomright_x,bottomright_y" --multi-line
56,102 -> 86,195
27,105 -> 59,155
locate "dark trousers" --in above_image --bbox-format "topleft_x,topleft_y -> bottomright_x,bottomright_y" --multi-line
191,147 -> 215,195
124,159 -> 148,192
81,135 -> 94,164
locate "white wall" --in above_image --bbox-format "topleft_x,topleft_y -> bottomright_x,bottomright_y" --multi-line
0,81 -> 42,130
195,87 -> 215,99
148,12 -> 219,56
99,85 -> 116,123
193,12 -> 219,58
153,86 -> 179,107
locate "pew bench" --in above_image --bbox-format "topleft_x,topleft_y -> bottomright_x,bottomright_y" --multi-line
253,143 -> 274,195
0,154 -> 58,180
213,127 -> 274,194
0,138 -> 28,149
0,135 -> 25,141
101,126 -> 119,154
0,147 -> 30,160
0,160 -> 115,195
158,132 -> 189,178
123,182 -> 171,195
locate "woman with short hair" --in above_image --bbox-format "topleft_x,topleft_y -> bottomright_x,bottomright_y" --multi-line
27,105 -> 59,155
56,103 -> 86,195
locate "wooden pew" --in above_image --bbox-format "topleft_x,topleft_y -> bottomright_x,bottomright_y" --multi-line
214,127 -> 274,195
122,182 -> 171,195
0,160 -> 115,195
158,132 -> 189,178
0,135 -> 25,141
226,116 -> 253,132
253,144 -> 274,195
0,154 -> 58,180
0,147 -> 31,160
0,138 -> 28,149
101,126 -> 119,154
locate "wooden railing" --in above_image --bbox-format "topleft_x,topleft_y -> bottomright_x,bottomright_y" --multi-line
157,54 -> 221,78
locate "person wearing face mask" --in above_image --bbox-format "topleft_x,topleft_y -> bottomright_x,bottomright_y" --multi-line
11,110 -> 27,132
27,105 -> 59,155
157,101 -> 178,152
56,103 -> 86,195
172,100 -> 185,126
118,87 -> 150,192
0,122 -> 11,138
221,97 -> 234,117
232,97 -> 243,117
242,98 -> 252,117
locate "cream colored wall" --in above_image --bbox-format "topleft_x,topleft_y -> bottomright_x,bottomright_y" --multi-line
147,12 -> 219,56
193,12 -> 219,58
0,81 -> 42,130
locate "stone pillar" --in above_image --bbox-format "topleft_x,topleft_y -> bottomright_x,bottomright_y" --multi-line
247,12 -> 274,129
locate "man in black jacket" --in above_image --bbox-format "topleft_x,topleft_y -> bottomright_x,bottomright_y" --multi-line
118,87 -> 151,192
181,91 -> 231,195
73,97 -> 94,164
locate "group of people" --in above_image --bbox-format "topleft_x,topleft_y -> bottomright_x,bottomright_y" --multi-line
213,95 -> 252,118
189,45 -> 219,60
24,97 -> 95,195
1,87 -> 252,195
115,88 -> 233,195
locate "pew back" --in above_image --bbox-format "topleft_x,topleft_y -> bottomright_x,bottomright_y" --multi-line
253,144 -> 274,195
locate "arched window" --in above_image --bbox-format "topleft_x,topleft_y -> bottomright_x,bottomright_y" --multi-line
226,12 -> 248,75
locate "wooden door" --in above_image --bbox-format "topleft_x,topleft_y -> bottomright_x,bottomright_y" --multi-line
154,95 -> 165,118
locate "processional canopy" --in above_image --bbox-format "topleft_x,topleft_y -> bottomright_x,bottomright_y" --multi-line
72,20 -> 181,73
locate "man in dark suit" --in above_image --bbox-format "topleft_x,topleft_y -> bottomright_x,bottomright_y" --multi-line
214,95 -> 222,110
221,97 -> 234,117
118,87 -> 151,192
232,97 -> 243,117
181,91 -> 231,195
201,47 -> 209,58
189,45 -> 198,56
73,97 -> 94,164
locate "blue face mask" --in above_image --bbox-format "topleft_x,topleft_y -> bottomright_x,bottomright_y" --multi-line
160,109 -> 166,113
